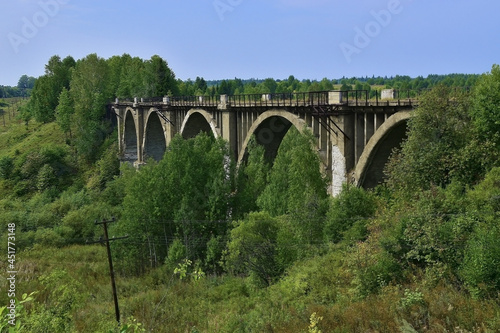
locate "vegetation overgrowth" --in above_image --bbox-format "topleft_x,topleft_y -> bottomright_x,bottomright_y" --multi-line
0,55 -> 499,332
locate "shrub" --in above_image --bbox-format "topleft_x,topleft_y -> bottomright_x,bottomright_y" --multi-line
324,184 -> 377,244
225,212 -> 281,286
165,238 -> 187,271
0,156 -> 14,179
460,224 -> 500,298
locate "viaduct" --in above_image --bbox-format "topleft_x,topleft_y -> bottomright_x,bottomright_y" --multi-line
111,90 -> 416,196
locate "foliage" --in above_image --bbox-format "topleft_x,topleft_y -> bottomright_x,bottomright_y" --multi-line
24,269 -> 83,332
0,156 -> 14,179
25,55 -> 75,123
233,136 -> 270,218
459,167 -> 500,298
0,292 -> 36,333
225,212 -> 281,286
257,127 -> 328,251
324,183 -> 377,244
385,85 -> 473,194
471,64 -> 500,147
348,239 -> 402,297
308,312 -> 323,333
70,54 -> 112,163
115,133 -> 235,273
55,87 -> 74,139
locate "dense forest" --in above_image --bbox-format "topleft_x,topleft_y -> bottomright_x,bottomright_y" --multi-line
0,54 -> 500,332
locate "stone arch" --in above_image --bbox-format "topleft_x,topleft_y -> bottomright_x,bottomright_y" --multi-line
123,108 -> 139,162
354,111 -> 411,188
237,110 -> 308,166
143,110 -> 167,161
180,109 -> 220,139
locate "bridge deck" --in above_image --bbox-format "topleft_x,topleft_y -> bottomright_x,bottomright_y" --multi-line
114,90 -> 419,110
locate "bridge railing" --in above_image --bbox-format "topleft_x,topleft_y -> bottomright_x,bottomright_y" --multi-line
228,91 -> 331,107
169,95 -> 220,107
112,87 -> 470,109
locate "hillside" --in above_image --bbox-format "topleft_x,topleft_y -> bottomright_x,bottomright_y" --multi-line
1,62 -> 500,332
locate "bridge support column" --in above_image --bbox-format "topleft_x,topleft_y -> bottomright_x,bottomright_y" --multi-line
365,113 -> 375,145
136,108 -> 145,164
355,113 -> 365,164
164,110 -> 176,147
222,111 -> 237,159
375,113 -> 385,131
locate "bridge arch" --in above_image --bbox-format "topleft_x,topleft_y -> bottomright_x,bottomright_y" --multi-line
123,108 -> 139,162
354,111 -> 411,188
143,109 -> 167,161
180,109 -> 220,139
238,110 -> 309,166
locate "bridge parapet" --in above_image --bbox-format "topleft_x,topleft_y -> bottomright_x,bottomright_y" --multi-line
112,89 -> 423,111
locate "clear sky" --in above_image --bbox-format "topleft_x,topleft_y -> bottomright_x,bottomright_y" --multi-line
1,0 -> 499,86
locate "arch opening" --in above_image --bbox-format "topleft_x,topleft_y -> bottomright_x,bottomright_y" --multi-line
242,116 -> 293,165
144,112 -> 166,161
123,111 -> 138,162
357,115 -> 410,188
182,112 -> 215,139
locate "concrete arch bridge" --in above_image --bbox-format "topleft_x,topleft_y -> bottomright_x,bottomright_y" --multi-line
111,90 -> 416,195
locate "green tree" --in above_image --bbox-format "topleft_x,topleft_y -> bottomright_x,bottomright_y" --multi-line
143,55 -> 178,97
55,88 -> 73,139
26,55 -> 75,122
115,133 -> 235,273
324,184 -> 377,244
258,127 -> 328,248
471,64 -> 500,147
233,136 -> 270,218
70,54 -> 111,163
17,74 -> 36,90
27,75 -> 58,122
194,76 -> 208,94
113,54 -> 146,98
386,85 -> 473,194
225,212 -> 281,286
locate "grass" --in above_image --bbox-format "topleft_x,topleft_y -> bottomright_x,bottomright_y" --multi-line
2,241 -> 499,332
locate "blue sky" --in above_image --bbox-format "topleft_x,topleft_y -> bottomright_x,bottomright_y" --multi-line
1,0 -> 499,86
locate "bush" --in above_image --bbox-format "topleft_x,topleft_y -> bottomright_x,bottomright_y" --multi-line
0,156 -> 14,179
460,167 -> 500,298
165,238 -> 187,271
34,228 -> 65,247
324,184 -> 377,244
460,224 -> 500,298
348,243 -> 401,297
225,212 -> 281,286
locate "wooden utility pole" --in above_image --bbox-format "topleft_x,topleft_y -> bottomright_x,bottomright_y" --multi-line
93,218 -> 128,324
